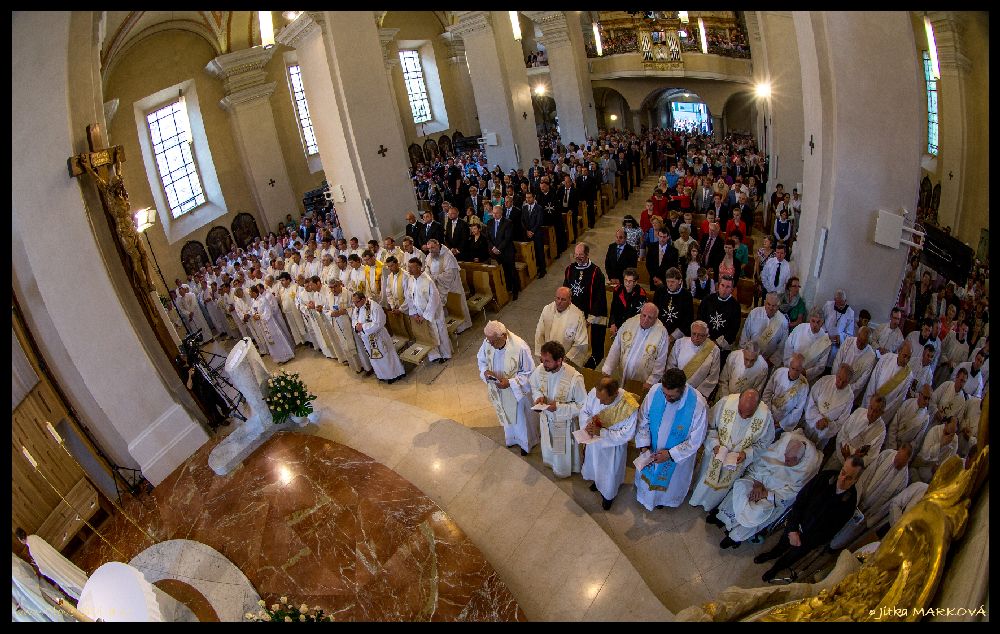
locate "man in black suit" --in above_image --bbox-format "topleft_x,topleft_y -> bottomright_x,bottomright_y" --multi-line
486,205 -> 519,300
419,210 -> 444,252
404,211 -> 421,245
443,206 -> 469,259
604,228 -> 638,286
298,216 -> 313,242
576,165 -> 599,229
536,179 -> 562,256
501,195 -> 523,242
464,185 -> 486,220
521,191 -> 546,279
617,149 -> 631,200
709,192 -> 730,229
556,174 -> 578,252
700,221 -> 725,275
645,226 -> 679,291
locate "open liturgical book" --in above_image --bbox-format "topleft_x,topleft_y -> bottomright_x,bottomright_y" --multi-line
572,429 -> 600,445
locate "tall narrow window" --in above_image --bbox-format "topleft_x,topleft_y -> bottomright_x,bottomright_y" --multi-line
146,101 -> 206,218
922,50 -> 939,156
398,49 -> 432,124
287,64 -> 319,156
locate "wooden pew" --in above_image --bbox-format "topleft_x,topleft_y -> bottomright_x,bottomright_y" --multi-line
544,226 -> 557,266
514,241 -> 537,280
460,261 -> 510,310
564,212 -> 575,244
466,273 -> 493,322
398,314 -> 439,366
37,478 -> 100,553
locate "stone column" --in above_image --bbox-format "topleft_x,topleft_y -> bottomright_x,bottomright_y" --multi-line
439,31 -> 480,137
205,47 -> 298,233
449,11 -> 538,171
277,11 -> 417,241
524,11 -> 597,146
630,109 -> 643,133
712,115 -> 724,139
791,11 -> 923,319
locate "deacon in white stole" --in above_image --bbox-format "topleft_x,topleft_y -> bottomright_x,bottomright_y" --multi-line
783,314 -> 831,384
885,387 -> 932,451
322,279 -> 364,371
529,344 -> 588,477
762,354 -> 810,432
381,260 -> 412,340
716,343 -> 770,401
249,289 -> 294,363
832,329 -> 878,402
535,289 -> 590,368
602,304 -> 670,389
635,372 -> 708,510
351,295 -> 404,381
830,446 -> 911,549
929,377 -> 968,427
233,289 -> 266,351
297,282 -> 337,359
579,380 -> 640,504
667,321 -> 721,399
406,264 -> 452,362
477,322 -> 538,454
910,421 -> 958,483
344,261 -> 366,297
862,342 -> 914,425
824,399 -> 887,470
739,295 -> 788,364
690,391 -> 775,511
277,277 -> 309,347
425,240 -> 472,333
802,367 -> 857,449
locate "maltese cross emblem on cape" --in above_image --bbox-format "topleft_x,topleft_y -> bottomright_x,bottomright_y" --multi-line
710,311 -> 726,331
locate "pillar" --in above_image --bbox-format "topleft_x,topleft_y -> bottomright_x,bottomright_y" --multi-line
277,11 -> 417,241
439,31 -> 481,137
791,11 -> 923,319
630,109 -> 643,133
524,11 -> 597,146
712,115 -> 724,138
205,47 -> 298,233
449,11 -> 538,171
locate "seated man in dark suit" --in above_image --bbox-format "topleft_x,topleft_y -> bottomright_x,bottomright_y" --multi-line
645,226 -> 679,291
700,222 -> 726,275
419,209 -> 444,252
443,205 -> 469,260
486,205 -> 519,300
604,228 -> 639,287
753,457 -> 864,582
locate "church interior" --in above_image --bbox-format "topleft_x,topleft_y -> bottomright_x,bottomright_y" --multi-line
11,10 -> 989,622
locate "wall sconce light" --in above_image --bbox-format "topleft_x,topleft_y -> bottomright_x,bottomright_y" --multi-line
609,114 -> 618,121
534,85 -> 546,96
510,11 -> 522,41
259,11 -> 275,48
755,82 -> 772,99
134,207 -> 156,233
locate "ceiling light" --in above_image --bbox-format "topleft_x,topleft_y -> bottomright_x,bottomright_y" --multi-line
755,82 -> 771,99
534,85 -> 546,96
510,11 -> 522,41
259,11 -> 275,49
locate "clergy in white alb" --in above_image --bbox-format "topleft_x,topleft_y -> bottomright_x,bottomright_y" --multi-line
529,341 -> 588,478
18,529 -> 88,601
714,430 -> 820,545
824,395 -> 887,471
360,252 -> 384,302
821,290 -> 855,367
477,321 -> 539,454
910,419 -> 959,483
380,257 -> 412,338
232,287 -> 266,351
248,287 -> 294,363
908,343 -> 936,395
177,285 -> 213,342
935,322 -> 970,386
602,303 -> 670,390
297,279 -> 337,359
762,353 -> 810,433
301,251 -> 322,280
831,327 -> 877,403
888,481 -> 928,527
862,341 -> 914,425
322,279 -> 365,372
343,256 -> 367,297
783,309 -> 831,383
350,292 -> 405,382
201,282 -> 228,338
666,320 -> 721,399
425,240 -> 472,333
952,350 -> 987,399
929,371 -> 968,433
871,308 -> 905,356
579,376 -> 640,509
830,444 -> 912,549
739,293 -> 788,365
957,396 -> 981,458
276,274 -> 309,347
536,287 -> 591,368
885,385 -> 932,452
903,319 -> 941,375
406,259 -> 452,362
210,283 -> 241,340
716,342 -> 770,401
690,390 -> 775,511
802,365 -> 856,450
12,552 -> 68,622
635,368 -> 709,510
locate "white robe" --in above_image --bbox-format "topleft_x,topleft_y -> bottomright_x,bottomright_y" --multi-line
802,374 -> 855,449
426,249 -> 472,333
579,388 -> 638,500
634,385 -> 709,510
904,331 -> 941,374
957,396 -> 981,457
351,299 -> 405,380
536,302 -> 590,368
689,396 -> 775,511
302,259 -> 322,280
400,247 -> 426,266
12,553 -> 68,622
529,363 -> 587,477
321,287 -> 363,371
862,353 -> 913,424
854,449 -> 909,529
277,284 -> 309,346
407,272 -> 452,361
909,423 -> 958,483
929,381 -> 967,425
762,368 -> 810,432
908,356 -> 934,394
178,292 -> 212,342
667,337 -> 721,399
233,294 -> 265,351
889,481 -> 928,526
739,307 -> 788,362
871,322 -> 904,356
783,323 -> 831,383
822,300 -> 855,367
477,332 -> 538,452
952,361 -> 985,399
344,266 -> 367,297
885,397 -> 930,451
716,352 -> 769,401
25,535 -> 88,601
602,317 -> 670,386
832,337 -> 877,402
297,291 -> 336,359
381,269 -> 412,314
825,408 -> 886,469
251,296 -> 294,363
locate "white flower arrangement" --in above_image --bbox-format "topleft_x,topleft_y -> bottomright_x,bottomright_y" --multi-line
245,597 -> 333,622
264,370 -> 318,424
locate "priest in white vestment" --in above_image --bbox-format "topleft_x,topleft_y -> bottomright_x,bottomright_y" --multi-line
400,237 -> 426,266
232,287 -> 265,351
690,390 -> 775,512
297,280 -> 337,359
908,343 -> 936,394
802,365 -> 856,449
319,254 -> 337,286
903,319 -> 941,376
17,529 -> 88,601
12,552 -> 68,622
831,327 -> 877,403
716,342 -> 770,401
885,385 -> 932,451
713,430 -> 820,547
530,341 -> 588,478
177,285 -> 213,342
425,240 -> 472,333
783,309 -> 831,383
248,287 -> 294,363
602,303 -> 670,390
201,282 -> 228,338
276,273 -> 308,346
380,256 -> 412,338
351,292 -> 405,382
935,322 -> 970,387
301,250 -> 322,280
406,259 -> 452,363
536,287 -> 590,368
871,308 -> 905,356
829,444 -> 912,549
824,395 -> 887,470
762,353 -> 810,433
821,290 -> 855,368
579,375 -> 640,509
910,419 -> 959,483
929,371 -> 968,429
862,341 -> 914,425
343,256 -> 367,297
209,282 -> 240,340
739,293 -> 788,365
953,349 -> 987,398
477,321 -> 539,454
889,481 -> 928,526
322,278 -> 364,372
957,396 -> 981,458
667,320 -> 721,399
635,368 -> 708,510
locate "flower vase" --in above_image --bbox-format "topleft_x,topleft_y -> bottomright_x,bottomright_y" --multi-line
307,411 -> 320,424
289,414 -> 306,426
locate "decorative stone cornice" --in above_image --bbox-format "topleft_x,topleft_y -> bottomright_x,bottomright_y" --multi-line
525,11 -> 572,48
205,47 -> 275,95
275,11 -> 325,49
447,11 -> 492,40
219,82 -> 277,112
439,31 -> 467,66
928,11 -> 972,77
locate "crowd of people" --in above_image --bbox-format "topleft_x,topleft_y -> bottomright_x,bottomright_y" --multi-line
525,49 -> 548,68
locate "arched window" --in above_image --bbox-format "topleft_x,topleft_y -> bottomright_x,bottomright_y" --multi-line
399,49 -> 432,124
146,100 -> 206,218
286,64 -> 319,156
922,50 -> 939,156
